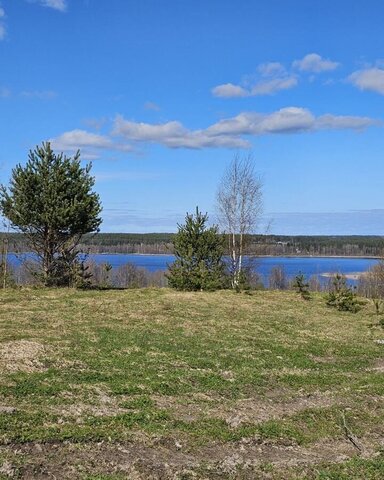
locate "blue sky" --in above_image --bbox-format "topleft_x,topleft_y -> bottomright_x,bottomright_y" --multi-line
1,0 -> 384,234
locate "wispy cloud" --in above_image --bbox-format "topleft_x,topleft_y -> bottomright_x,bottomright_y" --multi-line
0,3 -> 6,40
212,54 -> 340,99
83,117 -> 108,131
0,86 -> 10,98
20,90 -> 57,100
95,171 -> 162,182
250,77 -> 298,95
292,53 -> 340,73
257,62 -> 286,76
49,129 -> 134,159
144,101 -> 161,111
112,108 -> 379,150
1,88 -> 58,100
101,208 -> 183,233
212,62 -> 297,98
266,210 -> 384,235
348,67 -> 384,95
32,0 -> 67,12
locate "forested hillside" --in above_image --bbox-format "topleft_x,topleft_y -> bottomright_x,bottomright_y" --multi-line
2,232 -> 383,257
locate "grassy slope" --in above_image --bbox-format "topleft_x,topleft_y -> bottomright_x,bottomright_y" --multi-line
0,288 -> 383,479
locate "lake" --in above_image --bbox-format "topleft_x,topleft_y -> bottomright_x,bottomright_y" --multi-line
8,253 -> 379,284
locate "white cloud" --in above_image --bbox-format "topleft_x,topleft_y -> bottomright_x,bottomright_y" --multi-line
212,76 -> 297,98
49,129 -> 134,158
212,61 -> 297,98
112,108 -> 379,150
293,53 -> 339,73
50,108 -> 380,157
112,115 -> 249,149
250,77 -> 298,95
348,67 -> 384,95
0,6 -> 5,18
35,0 -> 67,11
207,108 -> 315,136
316,114 -> 379,130
257,62 -> 286,77
212,83 -> 248,98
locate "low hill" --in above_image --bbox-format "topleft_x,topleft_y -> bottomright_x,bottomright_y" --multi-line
0,288 -> 383,478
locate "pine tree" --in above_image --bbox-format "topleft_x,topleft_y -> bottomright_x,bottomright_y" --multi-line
167,207 -> 226,291
292,272 -> 311,300
0,142 -> 102,286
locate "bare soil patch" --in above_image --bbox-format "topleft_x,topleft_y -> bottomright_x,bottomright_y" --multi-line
368,358 -> 384,373
1,434 -> 380,479
52,386 -> 126,418
153,391 -> 339,427
0,340 -> 47,373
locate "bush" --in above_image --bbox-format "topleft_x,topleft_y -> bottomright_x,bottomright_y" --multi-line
292,273 -> 311,300
268,266 -> 287,290
167,208 -> 226,291
325,273 -> 361,313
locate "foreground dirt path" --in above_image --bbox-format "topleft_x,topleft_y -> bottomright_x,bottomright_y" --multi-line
1,433 -> 382,479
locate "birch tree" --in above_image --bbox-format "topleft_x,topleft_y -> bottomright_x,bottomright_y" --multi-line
216,154 -> 263,290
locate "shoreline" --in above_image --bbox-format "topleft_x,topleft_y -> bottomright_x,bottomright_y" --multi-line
6,252 -> 382,260
86,253 -> 382,260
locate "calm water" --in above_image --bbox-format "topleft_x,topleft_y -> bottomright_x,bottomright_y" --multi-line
8,253 -> 379,283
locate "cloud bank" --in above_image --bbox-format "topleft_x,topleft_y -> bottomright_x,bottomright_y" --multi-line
113,108 -> 379,152
49,107 -> 380,157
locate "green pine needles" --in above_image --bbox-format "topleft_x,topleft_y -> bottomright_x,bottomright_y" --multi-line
167,207 -> 227,291
292,273 -> 311,300
326,273 -> 362,313
0,142 -> 102,287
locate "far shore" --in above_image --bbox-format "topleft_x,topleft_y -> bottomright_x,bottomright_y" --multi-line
6,252 -> 383,260
320,271 -> 369,280
88,253 -> 383,260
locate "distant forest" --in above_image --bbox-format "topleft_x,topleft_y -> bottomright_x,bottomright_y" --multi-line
1,232 -> 384,257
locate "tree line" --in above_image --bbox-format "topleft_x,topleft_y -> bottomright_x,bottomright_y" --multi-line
2,231 -> 383,257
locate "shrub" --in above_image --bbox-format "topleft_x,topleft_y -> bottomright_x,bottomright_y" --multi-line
326,273 -> 361,313
167,208 -> 226,291
268,266 -> 287,290
292,273 -> 311,300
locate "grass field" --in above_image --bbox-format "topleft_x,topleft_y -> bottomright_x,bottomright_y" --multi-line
0,288 -> 383,479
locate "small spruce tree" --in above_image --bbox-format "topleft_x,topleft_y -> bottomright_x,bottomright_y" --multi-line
326,273 -> 361,313
292,272 -> 311,300
167,207 -> 226,291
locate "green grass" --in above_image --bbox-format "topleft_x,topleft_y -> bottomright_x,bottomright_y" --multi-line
0,288 -> 383,478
